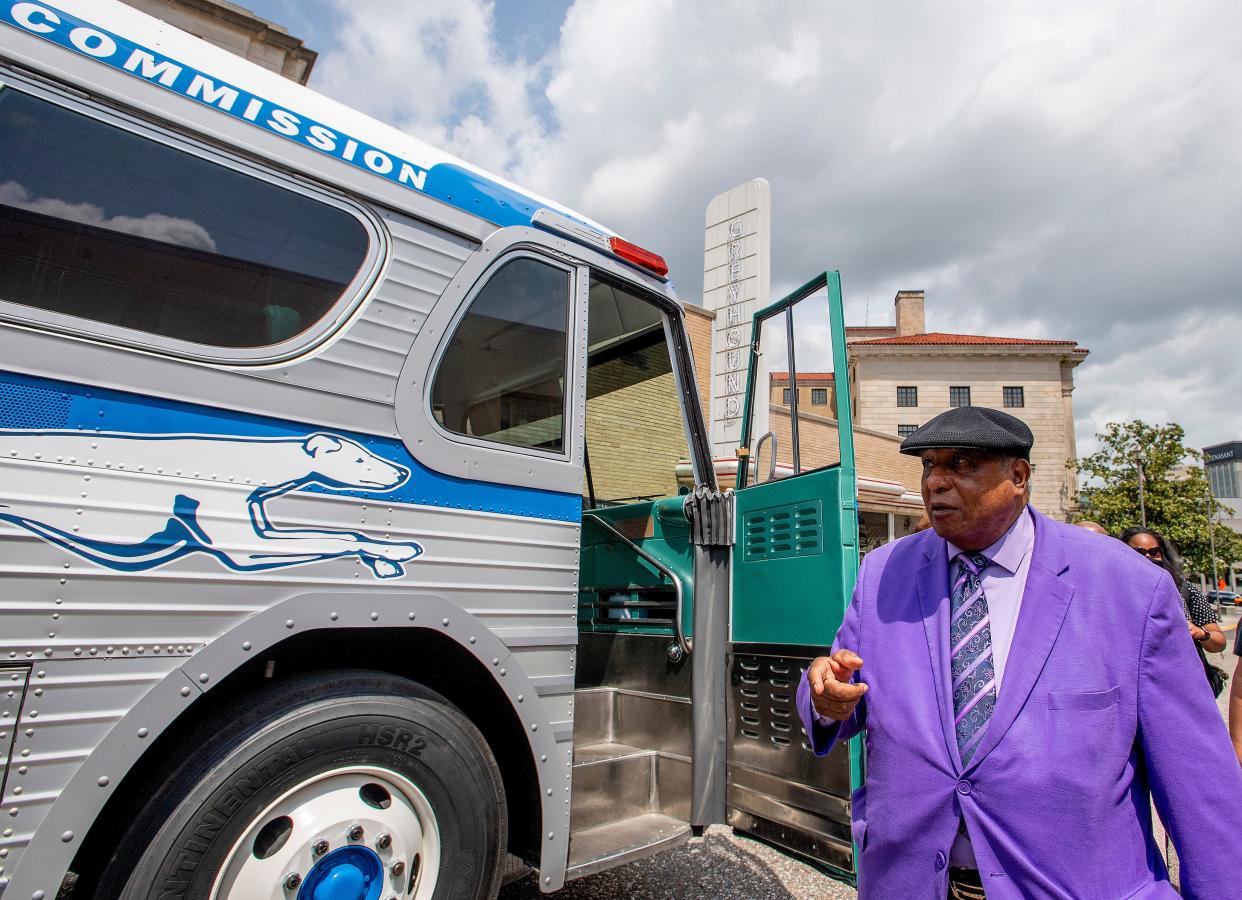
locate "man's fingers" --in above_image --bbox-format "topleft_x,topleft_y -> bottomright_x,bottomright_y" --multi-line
833,650 -> 864,671
823,679 -> 868,702
810,680 -> 868,720
807,657 -> 833,695
827,651 -> 864,683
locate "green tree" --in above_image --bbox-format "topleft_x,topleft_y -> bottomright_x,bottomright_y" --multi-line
1075,420 -> 1241,579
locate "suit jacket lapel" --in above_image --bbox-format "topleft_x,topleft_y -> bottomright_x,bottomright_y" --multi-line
965,509 -> 1074,769
915,535 -> 962,774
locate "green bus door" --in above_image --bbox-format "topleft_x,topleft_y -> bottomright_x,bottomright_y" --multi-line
725,271 -> 863,881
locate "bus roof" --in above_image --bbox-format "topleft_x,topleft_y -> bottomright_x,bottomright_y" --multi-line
0,0 -> 622,244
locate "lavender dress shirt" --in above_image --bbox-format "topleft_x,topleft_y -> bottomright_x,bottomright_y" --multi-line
944,507 -> 1034,866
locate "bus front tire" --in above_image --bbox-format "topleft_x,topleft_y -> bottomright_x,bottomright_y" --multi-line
96,671 -> 506,900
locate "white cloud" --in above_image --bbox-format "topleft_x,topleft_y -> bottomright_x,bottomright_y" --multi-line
310,0 -> 1242,455
0,181 -> 217,251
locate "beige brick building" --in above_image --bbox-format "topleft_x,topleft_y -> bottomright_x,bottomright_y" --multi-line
847,291 -> 1088,520
685,288 -> 1088,535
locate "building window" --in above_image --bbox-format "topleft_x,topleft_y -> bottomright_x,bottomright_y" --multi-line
1003,386 -> 1025,408
949,386 -> 971,408
782,388 -> 791,404
896,386 -> 918,407
0,84 -> 373,352
431,256 -> 571,453
898,424 -> 919,439
811,388 -> 828,405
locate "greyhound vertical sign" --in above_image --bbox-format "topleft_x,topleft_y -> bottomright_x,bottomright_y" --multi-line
0,430 -> 425,578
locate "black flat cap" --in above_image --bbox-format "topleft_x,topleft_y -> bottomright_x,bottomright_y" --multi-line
899,407 -> 1033,458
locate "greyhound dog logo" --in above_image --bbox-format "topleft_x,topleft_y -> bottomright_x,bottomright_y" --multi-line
0,430 -> 423,578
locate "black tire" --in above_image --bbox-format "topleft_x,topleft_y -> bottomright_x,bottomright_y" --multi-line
95,670 -> 506,900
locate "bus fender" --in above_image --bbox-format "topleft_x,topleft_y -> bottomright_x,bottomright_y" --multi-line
8,590 -> 572,897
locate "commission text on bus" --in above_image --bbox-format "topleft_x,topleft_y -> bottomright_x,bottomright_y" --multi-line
2,2 -> 429,193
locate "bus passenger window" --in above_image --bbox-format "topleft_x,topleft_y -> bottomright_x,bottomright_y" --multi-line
431,257 -> 570,453
0,86 -> 370,350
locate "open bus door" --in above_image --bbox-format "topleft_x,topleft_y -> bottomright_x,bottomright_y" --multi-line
725,271 -> 863,880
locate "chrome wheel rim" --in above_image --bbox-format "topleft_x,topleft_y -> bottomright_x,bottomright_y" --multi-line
209,764 -> 441,900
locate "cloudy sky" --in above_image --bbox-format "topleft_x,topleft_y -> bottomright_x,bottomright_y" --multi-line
247,0 -> 1241,456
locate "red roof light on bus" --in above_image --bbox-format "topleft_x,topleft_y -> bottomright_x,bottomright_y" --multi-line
608,237 -> 669,277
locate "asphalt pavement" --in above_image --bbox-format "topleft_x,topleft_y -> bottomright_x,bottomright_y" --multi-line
504,606 -> 1241,900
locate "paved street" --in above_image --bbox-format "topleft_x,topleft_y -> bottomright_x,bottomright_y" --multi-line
505,607 -> 1241,900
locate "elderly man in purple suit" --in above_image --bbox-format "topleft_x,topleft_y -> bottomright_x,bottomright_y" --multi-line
797,406 -> 1242,899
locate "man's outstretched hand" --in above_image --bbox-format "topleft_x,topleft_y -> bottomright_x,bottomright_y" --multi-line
807,650 -> 867,722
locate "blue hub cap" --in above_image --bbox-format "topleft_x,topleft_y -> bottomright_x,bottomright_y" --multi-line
297,846 -> 384,900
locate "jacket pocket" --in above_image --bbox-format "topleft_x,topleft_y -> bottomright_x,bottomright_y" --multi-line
1048,685 -> 1119,711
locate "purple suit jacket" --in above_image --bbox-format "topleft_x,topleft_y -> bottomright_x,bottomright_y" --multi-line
797,508 -> 1242,899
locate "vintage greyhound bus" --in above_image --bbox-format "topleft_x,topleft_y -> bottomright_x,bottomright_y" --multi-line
0,2 -> 862,897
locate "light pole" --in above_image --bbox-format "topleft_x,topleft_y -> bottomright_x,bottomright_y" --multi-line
1207,483 -> 1220,602
1133,449 -> 1146,528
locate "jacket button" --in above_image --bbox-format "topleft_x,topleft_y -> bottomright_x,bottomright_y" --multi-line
935,851 -> 947,870
957,780 -> 972,795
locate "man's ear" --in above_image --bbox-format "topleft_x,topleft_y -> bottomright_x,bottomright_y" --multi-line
304,434 -> 342,458
1011,457 -> 1032,491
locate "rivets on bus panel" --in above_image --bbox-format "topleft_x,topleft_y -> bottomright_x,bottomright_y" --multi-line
137,728 -> 148,738
180,687 -> 191,698
370,612 -> 379,621
286,620 -> 295,629
61,831 -> 73,843
441,618 -> 450,627
199,674 -> 210,684
97,776 -> 109,787
408,613 -> 416,621
330,612 -> 339,621
242,642 -> 252,651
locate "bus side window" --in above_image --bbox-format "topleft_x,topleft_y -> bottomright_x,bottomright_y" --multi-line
0,83 -> 371,351
430,256 -> 571,454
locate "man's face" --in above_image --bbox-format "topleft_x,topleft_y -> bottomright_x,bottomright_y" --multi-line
919,448 -> 1030,550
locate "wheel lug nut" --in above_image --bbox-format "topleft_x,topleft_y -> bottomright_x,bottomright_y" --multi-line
284,872 -> 302,891
376,832 -> 392,851
347,824 -> 364,841
312,839 -> 329,856
391,860 -> 406,879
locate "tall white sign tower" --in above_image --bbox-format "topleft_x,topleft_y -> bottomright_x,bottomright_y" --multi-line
704,178 -> 771,460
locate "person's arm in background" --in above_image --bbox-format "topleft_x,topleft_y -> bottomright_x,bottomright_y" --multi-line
796,559 -> 868,756
1139,575 -> 1242,898
1230,628 -> 1242,766
1191,621 -> 1226,654
1186,585 -> 1225,652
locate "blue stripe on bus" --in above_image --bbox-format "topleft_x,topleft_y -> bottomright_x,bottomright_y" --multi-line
0,370 -> 581,523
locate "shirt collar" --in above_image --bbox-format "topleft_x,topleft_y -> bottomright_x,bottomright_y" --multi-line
946,505 -> 1034,576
